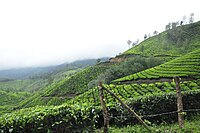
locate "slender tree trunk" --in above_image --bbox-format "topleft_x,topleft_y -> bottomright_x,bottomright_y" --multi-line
98,82 -> 109,133
174,76 -> 184,128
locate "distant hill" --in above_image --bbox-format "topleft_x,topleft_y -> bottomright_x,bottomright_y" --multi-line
0,57 -> 110,113
0,57 -> 109,79
0,67 -> 56,79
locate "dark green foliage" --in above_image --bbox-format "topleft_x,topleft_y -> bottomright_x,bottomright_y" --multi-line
1,84 -> 200,132
110,90 -> 200,125
0,104 -> 99,133
114,48 -> 200,83
167,21 -> 200,49
95,56 -> 163,84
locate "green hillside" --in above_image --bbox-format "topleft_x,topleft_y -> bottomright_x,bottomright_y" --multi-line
1,79 -> 199,132
1,20 -> 200,132
114,48 -> 200,83
13,65 -> 109,109
0,90 -> 30,115
123,21 -> 200,57
106,21 -> 200,84
0,78 -> 50,115
44,65 -> 109,96
1,50 -> 199,132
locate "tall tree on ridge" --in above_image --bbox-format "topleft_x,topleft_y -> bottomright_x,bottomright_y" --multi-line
127,40 -> 132,48
189,13 -> 194,24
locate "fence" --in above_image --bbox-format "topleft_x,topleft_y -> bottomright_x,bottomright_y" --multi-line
97,77 -> 200,132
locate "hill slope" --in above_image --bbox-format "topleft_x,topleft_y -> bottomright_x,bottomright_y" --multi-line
15,65 -> 110,109
124,21 -> 200,56
111,21 -> 200,63
113,48 -> 200,83
0,58 -> 109,79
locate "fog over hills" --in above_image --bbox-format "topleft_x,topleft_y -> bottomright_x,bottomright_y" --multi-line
0,57 -> 109,79
0,0 -> 200,70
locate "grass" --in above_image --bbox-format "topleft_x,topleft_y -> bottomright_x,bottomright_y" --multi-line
107,114 -> 200,133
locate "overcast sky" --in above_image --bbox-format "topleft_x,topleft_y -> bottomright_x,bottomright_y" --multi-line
0,0 -> 200,70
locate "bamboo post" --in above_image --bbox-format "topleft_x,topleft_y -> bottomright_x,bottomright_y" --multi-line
98,82 -> 109,133
102,85 -> 151,132
174,76 -> 184,128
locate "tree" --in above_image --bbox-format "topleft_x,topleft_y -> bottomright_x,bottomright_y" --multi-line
153,30 -> 158,35
165,22 -> 171,30
132,42 -> 136,47
144,34 -> 147,40
127,40 -> 132,48
148,33 -> 151,38
176,21 -> 179,26
136,39 -> 139,44
132,39 -> 139,47
182,15 -> 186,24
180,21 -> 183,26
189,13 -> 194,24
172,22 -> 178,29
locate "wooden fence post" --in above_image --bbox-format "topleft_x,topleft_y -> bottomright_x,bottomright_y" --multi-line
102,85 -> 151,132
174,76 -> 184,128
98,82 -> 109,133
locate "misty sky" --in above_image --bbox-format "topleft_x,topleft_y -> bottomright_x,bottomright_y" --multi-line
0,0 -> 200,70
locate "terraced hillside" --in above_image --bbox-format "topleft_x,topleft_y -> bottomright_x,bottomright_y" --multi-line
14,65 -> 110,109
43,65 -> 109,96
1,81 -> 199,132
114,48 -> 200,83
0,59 -> 106,114
0,78 -> 51,115
69,80 -> 200,106
0,90 -> 30,115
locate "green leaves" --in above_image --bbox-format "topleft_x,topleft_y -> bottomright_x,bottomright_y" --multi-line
0,75 -> 199,132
